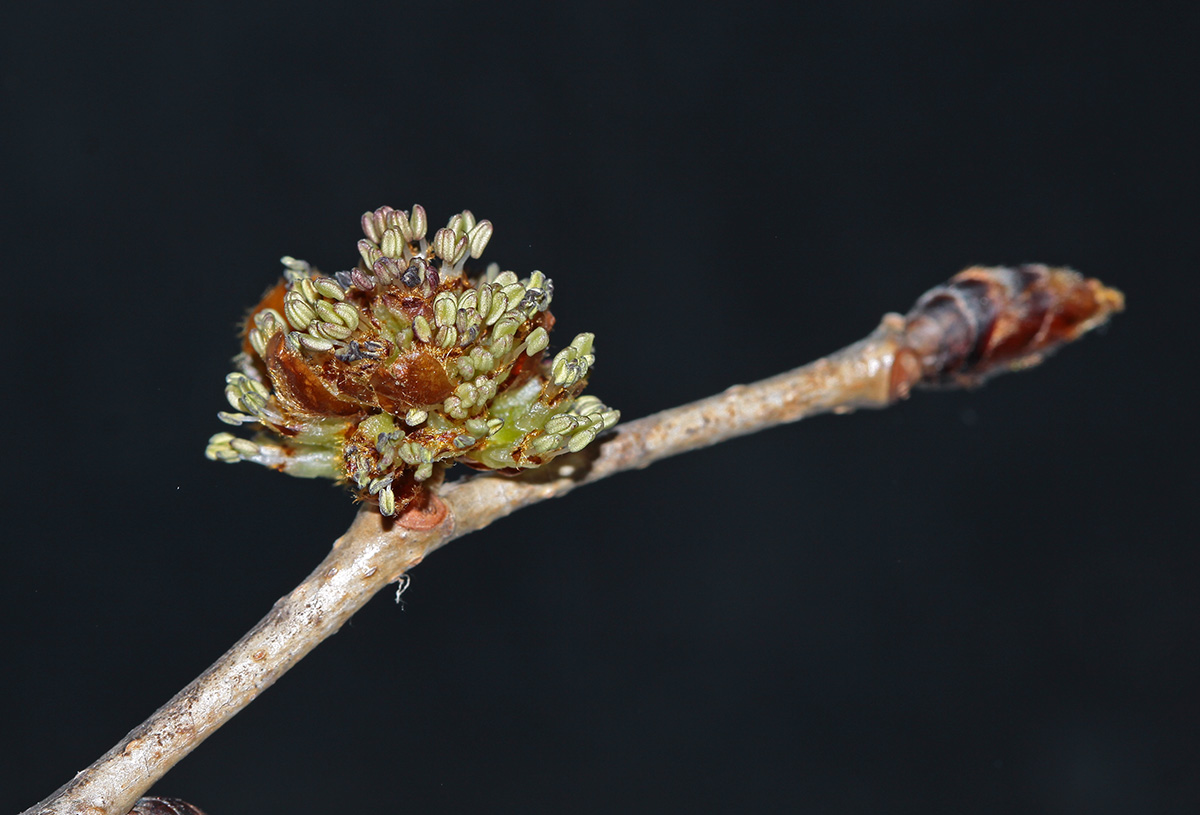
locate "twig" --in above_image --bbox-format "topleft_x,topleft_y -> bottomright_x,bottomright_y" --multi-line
23,266 -> 1122,815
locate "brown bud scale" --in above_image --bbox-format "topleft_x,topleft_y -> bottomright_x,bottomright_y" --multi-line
896,264 -> 1124,390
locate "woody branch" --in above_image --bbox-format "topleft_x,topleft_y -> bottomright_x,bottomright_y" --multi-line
24,267 -> 1122,815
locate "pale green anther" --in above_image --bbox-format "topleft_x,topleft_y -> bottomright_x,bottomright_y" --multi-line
255,308 -> 283,331
364,212 -> 384,243
405,408 -> 428,426
467,220 -> 493,258
573,395 -> 604,415
552,346 -> 577,370
455,382 -> 478,404
458,289 -> 478,312
446,213 -> 463,237
359,412 -> 396,440
360,211 -> 381,243
465,418 -> 490,437
209,431 -> 235,444
543,414 -> 579,435
204,437 -> 235,460
491,335 -> 513,360
470,347 -> 495,371
225,386 -> 244,411
485,294 -> 508,326
394,210 -> 414,242
433,292 -> 458,327
486,417 -> 504,434
552,359 -> 573,388
492,314 -> 521,340
230,438 -> 260,456
217,411 -> 251,425
457,310 -> 479,341
313,278 -> 346,301
432,227 -> 455,260
246,378 -> 270,398
476,285 -> 493,319
530,433 -> 564,455
414,462 -> 434,482
358,239 -> 382,270
568,427 -> 597,453
280,256 -> 310,273
526,270 -> 546,290
318,321 -> 353,340
207,444 -> 240,463
381,228 -> 404,258
453,434 -> 476,449
443,395 -> 462,415
374,210 -> 393,243
477,379 -> 498,403
501,283 -> 526,309
332,302 -> 359,331
525,326 -> 549,355
450,235 -> 469,266
410,205 -> 428,240
283,288 -> 307,311
452,357 -> 473,379
571,332 -> 595,356
457,307 -> 480,336
460,209 -> 477,233
436,325 -> 458,349
379,485 -> 396,516
376,208 -> 394,239
367,477 -> 389,495
241,391 -> 268,414
314,299 -> 343,325
298,333 -> 335,352
397,442 -> 418,465
298,277 -> 319,305
413,315 -> 433,343
249,329 -> 268,357
494,270 -> 519,287
284,295 -> 315,330
600,409 -> 620,430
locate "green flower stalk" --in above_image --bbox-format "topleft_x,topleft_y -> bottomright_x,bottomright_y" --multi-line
206,205 -> 619,516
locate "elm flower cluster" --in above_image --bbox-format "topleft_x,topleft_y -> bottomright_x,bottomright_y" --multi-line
207,205 -> 618,516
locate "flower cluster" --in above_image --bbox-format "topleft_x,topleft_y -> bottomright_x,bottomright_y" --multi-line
207,205 -> 618,516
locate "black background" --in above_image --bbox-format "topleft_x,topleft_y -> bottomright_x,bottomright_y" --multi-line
2,3 -> 1197,813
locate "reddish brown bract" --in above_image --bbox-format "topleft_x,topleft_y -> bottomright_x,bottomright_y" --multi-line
895,264 -> 1124,391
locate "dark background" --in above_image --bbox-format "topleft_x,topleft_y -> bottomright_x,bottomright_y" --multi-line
2,3 -> 1196,813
